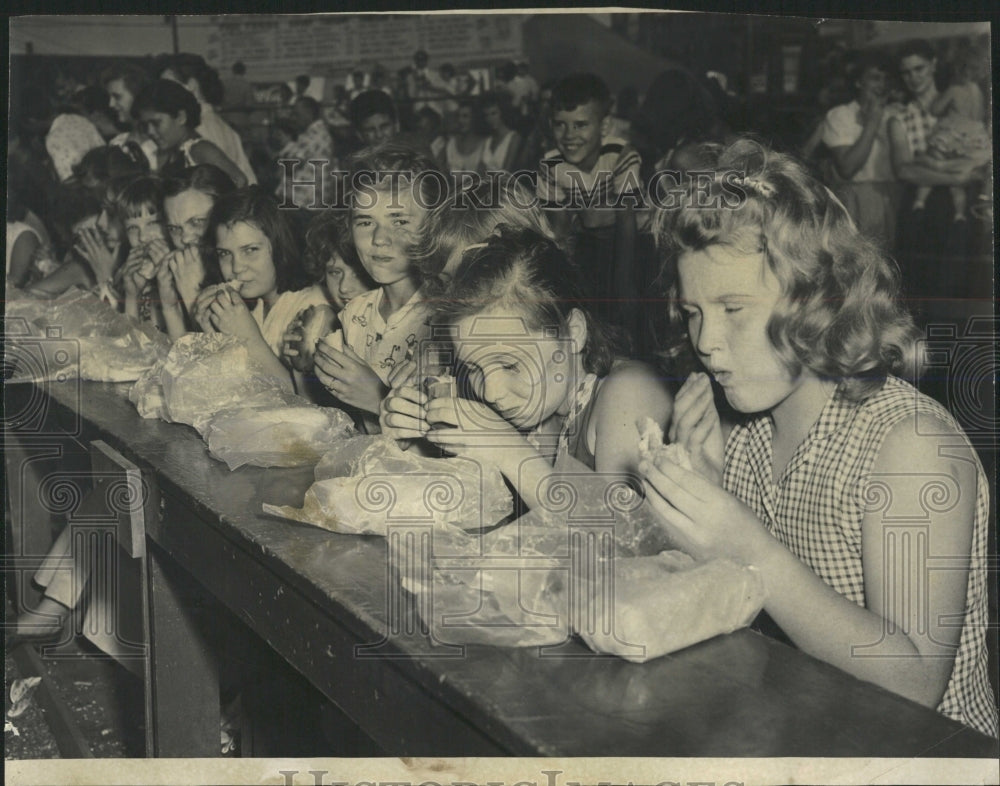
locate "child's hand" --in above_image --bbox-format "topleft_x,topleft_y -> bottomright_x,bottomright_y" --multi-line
156,262 -> 182,311
192,286 -> 219,333
379,384 -> 429,439
314,340 -> 387,414
387,358 -> 419,390
422,396 -> 526,458
122,247 -> 155,296
281,314 -> 306,361
74,227 -> 117,282
209,288 -> 261,341
168,246 -> 206,312
859,91 -> 886,122
146,237 -> 172,269
668,372 -> 724,485
640,458 -> 772,565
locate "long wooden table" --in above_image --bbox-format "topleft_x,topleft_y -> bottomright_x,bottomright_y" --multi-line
4,379 -> 997,757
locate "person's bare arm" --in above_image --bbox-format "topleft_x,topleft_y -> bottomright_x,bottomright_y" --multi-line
191,140 -> 248,188
7,231 -> 40,289
829,100 -> 884,180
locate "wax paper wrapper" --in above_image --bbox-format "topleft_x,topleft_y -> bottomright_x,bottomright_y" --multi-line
264,437 -> 514,535
576,550 -> 765,662
391,521 -> 573,647
204,402 -> 355,470
5,288 -> 169,382
155,333 -> 288,433
393,502 -> 761,654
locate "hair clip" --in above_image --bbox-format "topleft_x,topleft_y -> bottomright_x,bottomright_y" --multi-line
733,173 -> 776,199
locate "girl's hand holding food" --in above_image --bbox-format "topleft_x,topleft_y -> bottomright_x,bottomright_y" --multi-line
314,337 -> 387,413
668,372 -> 725,485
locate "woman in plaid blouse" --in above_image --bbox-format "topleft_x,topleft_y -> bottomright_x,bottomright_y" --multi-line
642,138 -> 997,737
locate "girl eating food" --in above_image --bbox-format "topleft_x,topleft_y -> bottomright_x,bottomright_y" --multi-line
381,226 -> 673,512
643,138 -> 997,737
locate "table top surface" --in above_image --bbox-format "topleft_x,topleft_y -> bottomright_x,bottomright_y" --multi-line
6,378 -> 998,758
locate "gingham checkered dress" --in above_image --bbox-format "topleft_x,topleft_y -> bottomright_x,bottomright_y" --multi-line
723,376 -> 998,738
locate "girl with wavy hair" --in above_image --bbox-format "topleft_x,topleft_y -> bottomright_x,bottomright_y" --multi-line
644,138 -> 997,737
381,226 -> 672,513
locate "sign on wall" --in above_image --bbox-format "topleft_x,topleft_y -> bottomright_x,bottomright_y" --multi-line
204,13 -> 525,82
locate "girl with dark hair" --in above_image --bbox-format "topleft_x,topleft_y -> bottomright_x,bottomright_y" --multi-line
281,212 -> 375,380
71,143 -> 149,196
192,185 -> 327,392
158,164 -> 238,329
645,138 -> 997,738
132,79 -> 247,187
381,226 -> 673,513
156,53 -> 257,184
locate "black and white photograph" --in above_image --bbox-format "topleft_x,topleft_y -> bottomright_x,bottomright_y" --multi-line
3,7 -> 997,785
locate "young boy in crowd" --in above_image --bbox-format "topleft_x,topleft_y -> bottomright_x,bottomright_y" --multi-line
349,89 -> 435,159
537,73 -> 641,332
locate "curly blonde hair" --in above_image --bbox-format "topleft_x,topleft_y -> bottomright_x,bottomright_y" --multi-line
653,137 -> 922,401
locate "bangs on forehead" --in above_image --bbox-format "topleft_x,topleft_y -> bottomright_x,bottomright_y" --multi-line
350,177 -> 417,209
668,185 -> 767,256
218,218 -> 263,238
120,199 -> 158,219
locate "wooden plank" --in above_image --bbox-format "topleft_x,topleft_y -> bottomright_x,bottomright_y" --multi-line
145,543 -> 220,758
89,441 -> 152,560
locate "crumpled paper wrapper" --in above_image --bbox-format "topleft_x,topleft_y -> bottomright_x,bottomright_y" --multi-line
5,288 -> 169,382
576,550 -> 766,662
204,403 -> 355,470
263,437 -> 514,536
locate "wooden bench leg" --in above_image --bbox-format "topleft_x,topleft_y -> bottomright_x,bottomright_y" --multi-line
146,543 -> 220,757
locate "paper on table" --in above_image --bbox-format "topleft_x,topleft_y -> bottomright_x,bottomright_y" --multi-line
204,403 -> 355,470
263,436 -> 514,535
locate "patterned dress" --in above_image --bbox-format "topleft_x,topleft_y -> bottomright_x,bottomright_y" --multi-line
340,287 -> 429,385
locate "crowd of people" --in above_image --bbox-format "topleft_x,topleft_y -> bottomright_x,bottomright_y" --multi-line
801,40 -> 991,310
6,39 -> 997,745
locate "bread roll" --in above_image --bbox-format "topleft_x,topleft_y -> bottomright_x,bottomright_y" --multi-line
320,329 -> 344,353
192,280 -> 244,325
637,416 -> 693,471
289,304 -> 337,372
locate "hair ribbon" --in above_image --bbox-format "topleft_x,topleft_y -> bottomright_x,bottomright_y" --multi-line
733,172 -> 776,198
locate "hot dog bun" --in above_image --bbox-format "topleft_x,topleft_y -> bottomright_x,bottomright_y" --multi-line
289,304 -> 337,372
637,416 -> 693,472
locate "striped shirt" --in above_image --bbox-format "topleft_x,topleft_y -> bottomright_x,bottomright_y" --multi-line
724,376 -> 997,737
537,137 -> 641,228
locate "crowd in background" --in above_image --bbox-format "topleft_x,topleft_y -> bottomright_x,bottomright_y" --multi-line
6,38 -> 993,356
